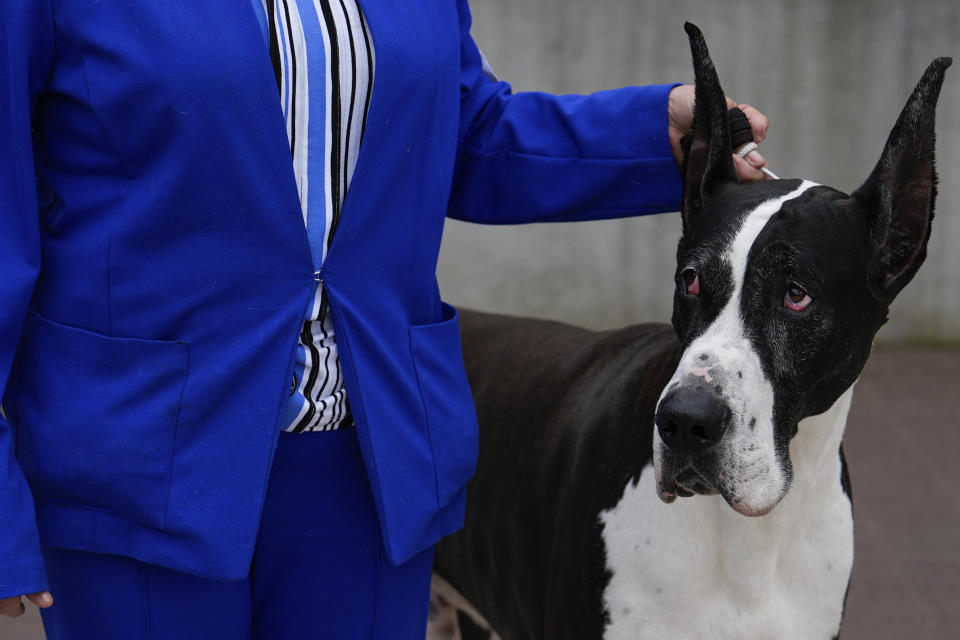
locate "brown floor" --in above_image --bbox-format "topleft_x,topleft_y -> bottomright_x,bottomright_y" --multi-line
2,347 -> 958,639
839,347 -> 960,638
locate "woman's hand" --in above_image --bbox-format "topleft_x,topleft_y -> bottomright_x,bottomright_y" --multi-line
0,591 -> 53,618
667,84 -> 772,181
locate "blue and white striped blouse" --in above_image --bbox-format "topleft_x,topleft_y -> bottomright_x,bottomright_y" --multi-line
252,0 -> 375,432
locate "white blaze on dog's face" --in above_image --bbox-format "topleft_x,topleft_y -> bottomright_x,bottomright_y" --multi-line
654,173 -> 942,517
656,24 -> 947,518
654,171 -> 940,517
654,182 -> 815,516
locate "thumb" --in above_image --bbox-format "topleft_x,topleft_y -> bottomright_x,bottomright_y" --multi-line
26,591 -> 54,608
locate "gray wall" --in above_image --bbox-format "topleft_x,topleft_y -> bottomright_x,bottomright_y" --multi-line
437,0 -> 960,344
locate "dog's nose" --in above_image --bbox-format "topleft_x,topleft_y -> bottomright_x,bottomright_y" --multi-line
655,388 -> 730,454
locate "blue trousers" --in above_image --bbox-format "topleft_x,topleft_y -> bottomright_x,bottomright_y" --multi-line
39,429 -> 434,639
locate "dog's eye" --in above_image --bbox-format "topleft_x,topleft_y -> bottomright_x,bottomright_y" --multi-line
784,283 -> 812,312
682,269 -> 700,296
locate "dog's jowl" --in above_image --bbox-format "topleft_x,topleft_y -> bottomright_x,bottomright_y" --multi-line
430,23 -> 951,640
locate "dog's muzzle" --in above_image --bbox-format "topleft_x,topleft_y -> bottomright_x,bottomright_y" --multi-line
654,387 -> 731,501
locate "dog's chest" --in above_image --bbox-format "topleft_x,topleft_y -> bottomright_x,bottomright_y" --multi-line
599,464 -> 853,640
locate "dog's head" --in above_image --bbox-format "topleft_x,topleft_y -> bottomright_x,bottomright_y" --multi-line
653,23 -> 950,516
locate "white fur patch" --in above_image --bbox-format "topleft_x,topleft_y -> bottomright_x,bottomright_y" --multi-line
654,181 -> 817,514
609,179 -> 856,638
601,389 -> 855,639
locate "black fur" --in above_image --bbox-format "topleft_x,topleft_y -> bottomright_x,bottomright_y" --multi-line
671,32 -> 950,501
855,57 -> 952,302
680,22 -> 738,233
435,24 -> 950,640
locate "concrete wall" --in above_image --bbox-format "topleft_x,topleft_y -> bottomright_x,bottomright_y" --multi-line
437,0 -> 960,343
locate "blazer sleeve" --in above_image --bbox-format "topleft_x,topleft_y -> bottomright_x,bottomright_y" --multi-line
0,0 -> 55,599
447,0 -> 683,225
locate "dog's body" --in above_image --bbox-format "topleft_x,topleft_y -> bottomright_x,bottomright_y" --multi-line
428,24 -> 949,640
435,315 -> 682,639
432,190 -> 854,640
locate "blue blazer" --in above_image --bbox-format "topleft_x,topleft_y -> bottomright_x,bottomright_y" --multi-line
0,0 -> 681,595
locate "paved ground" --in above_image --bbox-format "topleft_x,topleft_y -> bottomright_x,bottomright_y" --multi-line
838,347 -> 960,638
2,347 -> 958,639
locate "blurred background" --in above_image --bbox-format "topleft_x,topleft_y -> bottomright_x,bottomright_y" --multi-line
437,1 -> 960,639
440,0 -> 960,345
4,1 -> 958,638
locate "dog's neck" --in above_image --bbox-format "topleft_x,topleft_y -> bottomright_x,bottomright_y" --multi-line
601,388 -> 855,639
701,385 -> 854,556
707,386 -> 854,562
787,386 -> 854,504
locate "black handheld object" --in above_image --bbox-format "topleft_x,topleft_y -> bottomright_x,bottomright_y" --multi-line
727,107 -> 754,151
727,106 -> 779,179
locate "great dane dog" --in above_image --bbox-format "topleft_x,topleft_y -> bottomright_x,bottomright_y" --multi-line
427,22 -> 950,640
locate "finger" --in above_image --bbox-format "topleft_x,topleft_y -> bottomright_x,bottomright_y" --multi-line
0,596 -> 26,618
737,103 -> 770,143
733,154 -> 768,182
668,84 -> 695,131
26,591 -> 54,608
742,146 -> 767,170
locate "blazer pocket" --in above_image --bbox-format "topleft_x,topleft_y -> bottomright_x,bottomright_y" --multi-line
15,312 -> 189,529
409,303 -> 480,508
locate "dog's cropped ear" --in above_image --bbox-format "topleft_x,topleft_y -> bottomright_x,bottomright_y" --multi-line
853,57 -> 951,302
680,22 -> 738,235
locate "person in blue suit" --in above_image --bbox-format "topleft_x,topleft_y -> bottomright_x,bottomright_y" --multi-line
0,1 -> 770,637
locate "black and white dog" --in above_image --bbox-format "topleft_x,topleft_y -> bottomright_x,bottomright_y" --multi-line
428,23 -> 950,640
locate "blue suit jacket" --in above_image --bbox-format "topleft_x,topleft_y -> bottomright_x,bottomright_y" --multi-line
0,0 -> 681,595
